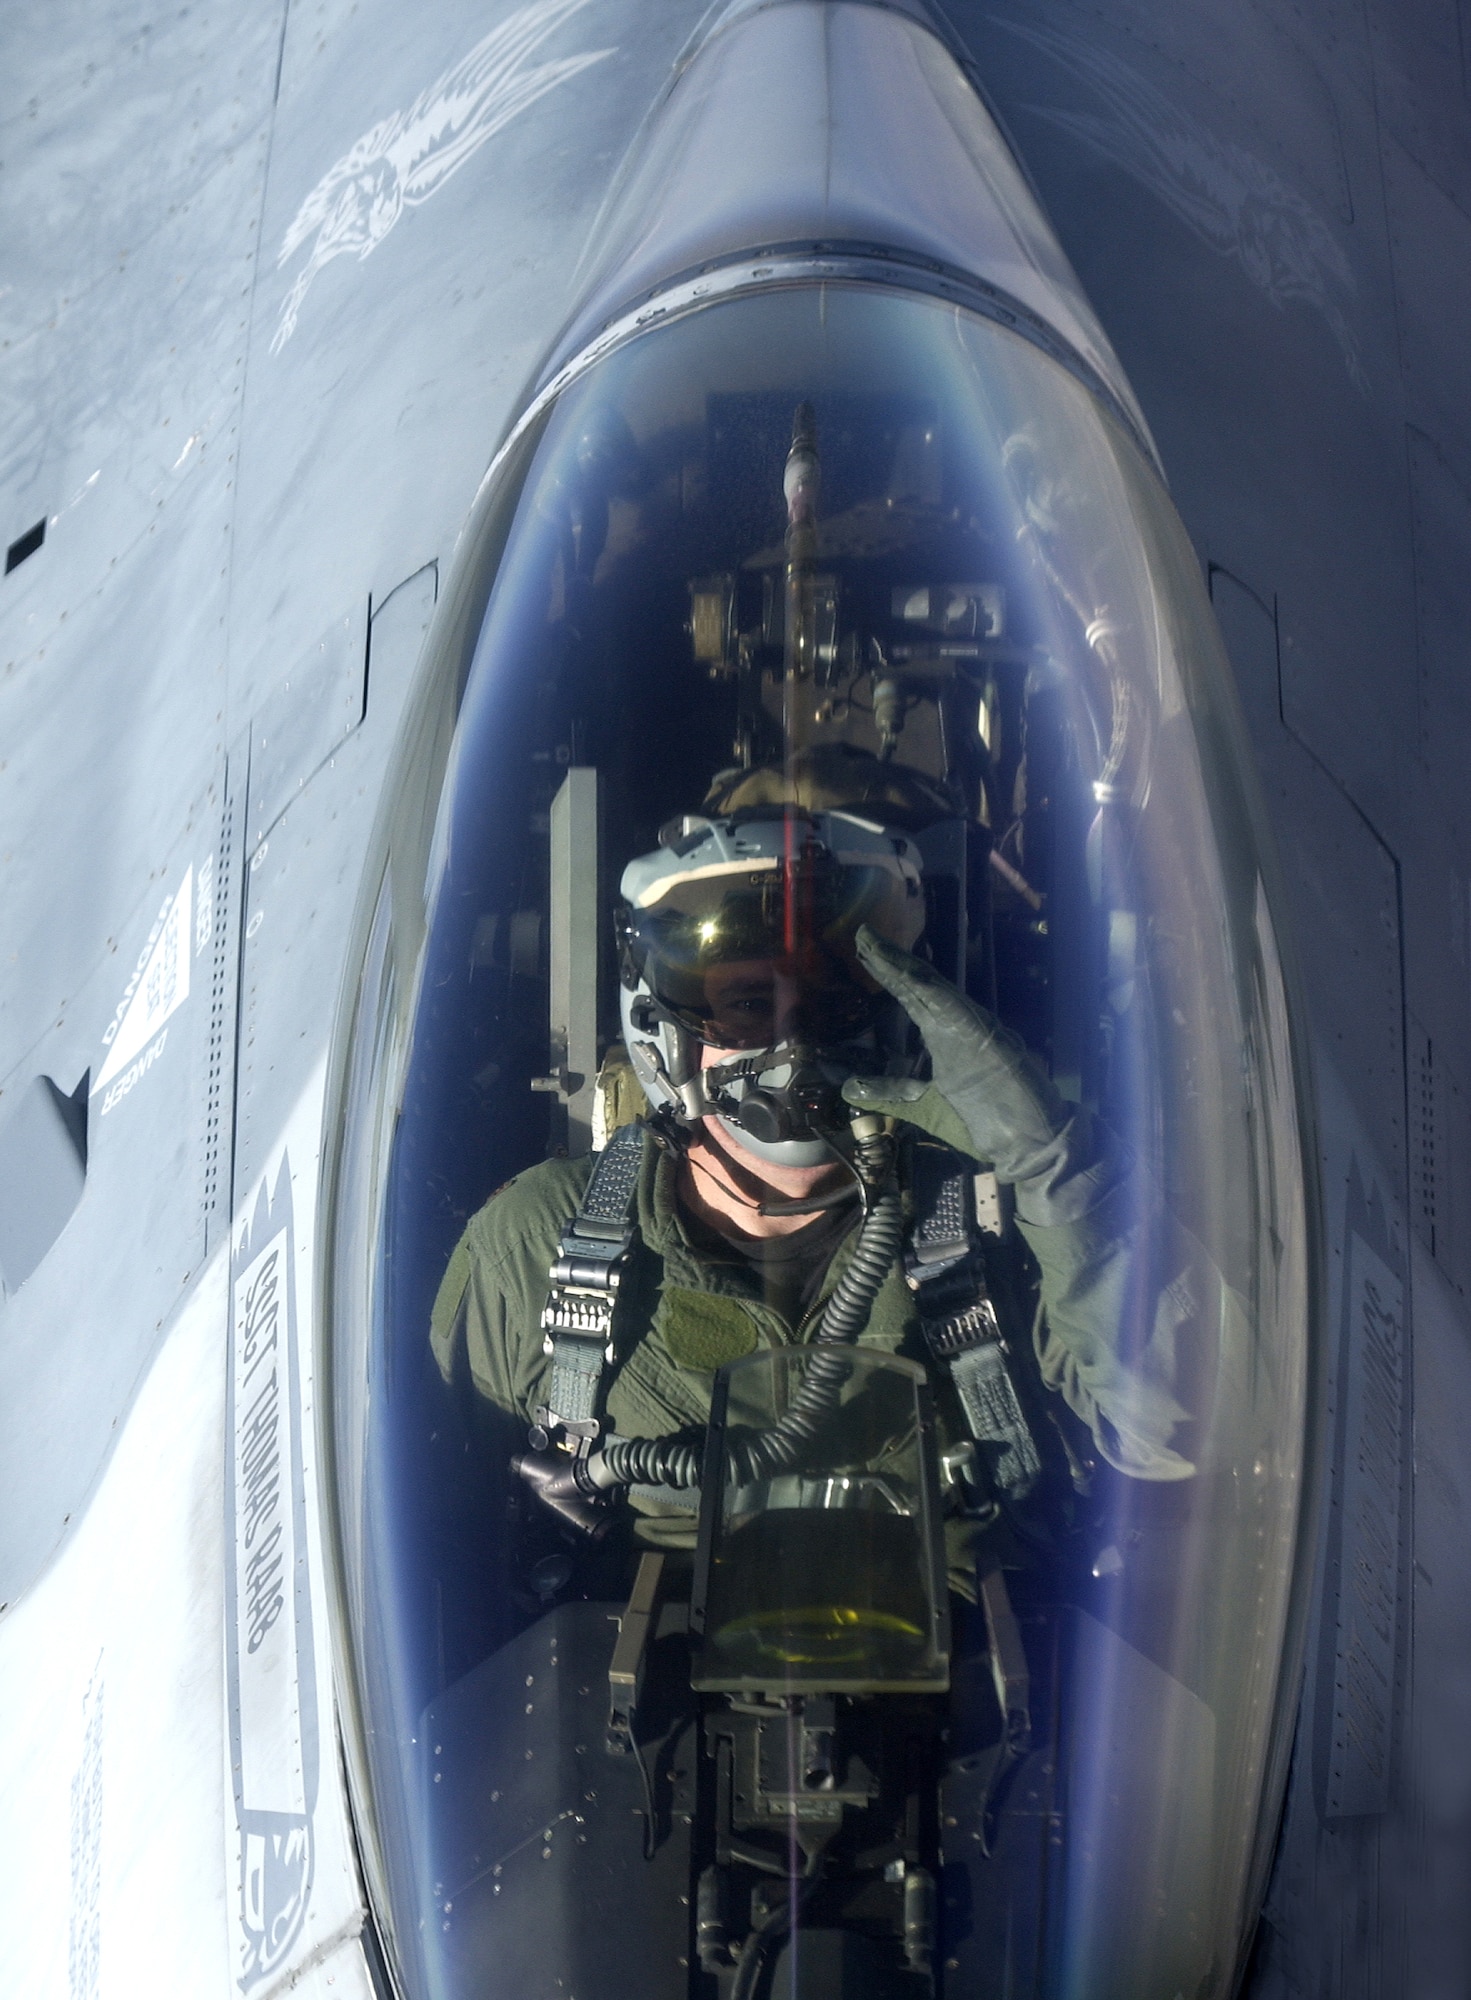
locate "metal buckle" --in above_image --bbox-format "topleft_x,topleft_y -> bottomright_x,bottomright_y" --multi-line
922,1296 -> 1002,1359
539,1229 -> 630,1349
541,1285 -> 619,1348
531,1224 -> 632,1450
529,1404 -> 602,1452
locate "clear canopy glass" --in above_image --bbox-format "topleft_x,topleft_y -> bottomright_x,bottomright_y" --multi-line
325,281 -> 1313,2000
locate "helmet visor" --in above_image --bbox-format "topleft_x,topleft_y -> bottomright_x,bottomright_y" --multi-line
622,846 -> 918,1049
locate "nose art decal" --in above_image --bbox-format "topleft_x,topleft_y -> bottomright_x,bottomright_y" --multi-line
271,0 -> 615,354
994,16 -> 1367,392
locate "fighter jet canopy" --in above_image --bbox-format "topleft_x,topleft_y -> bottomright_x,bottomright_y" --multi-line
327,280 -> 1312,2000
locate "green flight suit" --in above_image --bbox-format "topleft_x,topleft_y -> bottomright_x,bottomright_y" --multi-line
431,1131 -> 926,1548
430,1122 -> 1196,1557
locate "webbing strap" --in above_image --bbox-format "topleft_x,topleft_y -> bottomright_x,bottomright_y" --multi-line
905,1147 -> 977,1330
907,1146 -> 1041,1502
544,1332 -> 607,1432
912,1159 -> 968,1263
574,1119 -> 645,1235
950,1342 -> 1042,1493
536,1121 -> 644,1446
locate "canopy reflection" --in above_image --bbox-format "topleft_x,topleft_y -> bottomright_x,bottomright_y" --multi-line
325,280 -> 1312,2000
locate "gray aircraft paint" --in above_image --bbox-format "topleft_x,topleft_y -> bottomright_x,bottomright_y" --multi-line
271,0 -> 615,353
68,1662 -> 104,2000
0,0 -> 1467,1992
960,5 -> 1471,1988
994,15 -> 1369,390
0,1072 -> 87,1291
1315,1166 -> 1406,1822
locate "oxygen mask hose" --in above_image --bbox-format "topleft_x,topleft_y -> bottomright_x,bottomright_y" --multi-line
593,1119 -> 899,1494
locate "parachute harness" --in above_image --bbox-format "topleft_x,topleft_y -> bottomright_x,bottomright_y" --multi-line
529,1119 -> 1042,1515
531,1117 -> 899,1500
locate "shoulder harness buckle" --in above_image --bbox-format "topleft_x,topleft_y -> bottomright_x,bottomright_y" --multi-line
905,1145 -> 1042,1501
533,1120 -> 644,1452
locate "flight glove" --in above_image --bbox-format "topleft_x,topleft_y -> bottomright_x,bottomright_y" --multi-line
843,930 -> 1195,1480
840,926 -> 1120,1228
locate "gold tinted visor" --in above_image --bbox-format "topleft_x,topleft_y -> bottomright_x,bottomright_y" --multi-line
625,853 -> 918,1049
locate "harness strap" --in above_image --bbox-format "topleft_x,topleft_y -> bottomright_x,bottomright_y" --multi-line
533,1120 -> 644,1449
905,1146 -> 1041,1501
534,1125 -> 1043,1502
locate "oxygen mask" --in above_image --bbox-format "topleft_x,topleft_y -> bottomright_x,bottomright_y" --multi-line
698,1033 -> 884,1166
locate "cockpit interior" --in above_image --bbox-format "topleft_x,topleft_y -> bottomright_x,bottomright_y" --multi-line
327,283 -> 1311,2000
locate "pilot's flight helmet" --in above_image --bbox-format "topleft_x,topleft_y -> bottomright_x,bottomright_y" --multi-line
616,807 -> 924,1166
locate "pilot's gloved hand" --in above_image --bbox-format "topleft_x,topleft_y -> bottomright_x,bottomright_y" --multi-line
840,926 -> 1119,1228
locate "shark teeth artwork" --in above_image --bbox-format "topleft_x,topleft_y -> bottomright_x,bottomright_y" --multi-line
271,0 -> 615,353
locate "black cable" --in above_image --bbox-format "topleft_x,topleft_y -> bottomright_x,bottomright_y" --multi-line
599,1134 -> 898,1492
629,1724 -> 659,1862
728,1851 -> 824,2000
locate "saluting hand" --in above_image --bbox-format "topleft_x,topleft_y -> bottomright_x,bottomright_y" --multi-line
840,927 -> 1119,1228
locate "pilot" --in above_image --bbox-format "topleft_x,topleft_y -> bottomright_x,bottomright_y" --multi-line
430,794 -> 1195,1553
